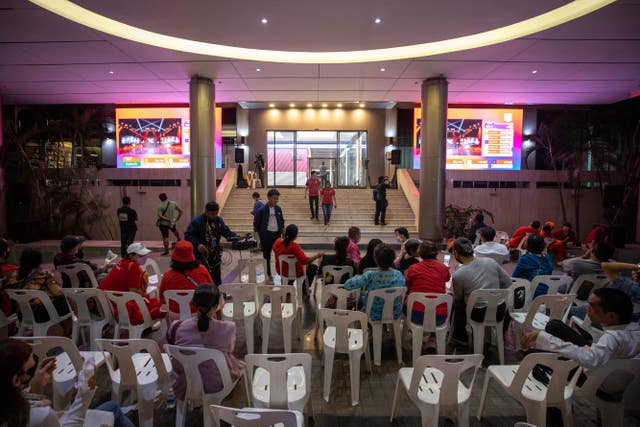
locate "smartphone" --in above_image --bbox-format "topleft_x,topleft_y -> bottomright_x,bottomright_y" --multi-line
443,254 -> 451,266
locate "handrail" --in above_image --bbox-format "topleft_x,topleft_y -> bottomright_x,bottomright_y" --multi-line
396,169 -> 419,227
217,168 -> 237,214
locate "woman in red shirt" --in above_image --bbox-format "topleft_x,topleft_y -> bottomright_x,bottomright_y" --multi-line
159,240 -> 213,313
404,241 -> 451,325
320,181 -> 336,226
272,224 -> 324,287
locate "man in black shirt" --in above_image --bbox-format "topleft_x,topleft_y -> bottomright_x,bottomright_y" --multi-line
117,196 -> 138,257
374,176 -> 390,225
467,213 -> 487,244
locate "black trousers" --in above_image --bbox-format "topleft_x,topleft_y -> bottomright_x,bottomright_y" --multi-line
374,199 -> 388,224
261,231 -> 280,277
120,228 -> 137,257
308,195 -> 319,218
452,300 -> 507,341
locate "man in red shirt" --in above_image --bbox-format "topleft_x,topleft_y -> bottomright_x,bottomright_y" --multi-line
551,222 -> 577,247
508,220 -> 541,249
585,224 -> 607,248
304,171 -> 321,221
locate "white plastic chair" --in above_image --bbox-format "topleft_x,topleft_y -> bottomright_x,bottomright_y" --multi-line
515,233 -> 531,256
466,289 -> 510,365
568,273 -> 609,306
508,278 -> 532,313
530,275 -> 573,303
6,289 -> 72,336
569,313 -> 603,342
404,293 -> 453,364
237,257 -> 268,284
366,286 -> 407,366
0,310 -> 18,338
97,338 -> 172,427
15,336 -> 105,410
575,358 -> 640,427
56,263 -> 99,288
163,289 -> 195,323
83,409 -> 114,427
278,254 -> 308,306
511,293 -> 576,333
314,283 -> 360,340
210,405 -> 303,427
319,308 -> 371,406
220,282 -> 257,354
256,285 -> 299,354
244,353 -> 312,412
104,291 -> 163,339
166,344 -> 244,427
62,288 -> 113,350
319,264 -> 354,289
362,267 -> 378,274
142,257 -> 162,298
478,352 -> 581,427
391,354 -> 484,427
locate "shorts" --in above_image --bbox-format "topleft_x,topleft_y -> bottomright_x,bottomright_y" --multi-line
159,224 -> 177,238
33,296 -> 71,323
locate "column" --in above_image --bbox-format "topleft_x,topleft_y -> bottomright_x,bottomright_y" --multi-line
189,76 -> 216,216
419,76 -> 448,240
0,96 -> 5,236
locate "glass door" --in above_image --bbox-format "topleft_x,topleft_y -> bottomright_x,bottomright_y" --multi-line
338,131 -> 367,187
295,131 -> 337,188
267,131 -> 295,186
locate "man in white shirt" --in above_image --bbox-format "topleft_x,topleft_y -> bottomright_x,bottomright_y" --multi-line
521,287 -> 640,394
473,227 -> 509,264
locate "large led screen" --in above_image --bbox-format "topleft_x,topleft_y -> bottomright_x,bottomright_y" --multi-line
413,107 -> 523,170
116,106 -> 222,169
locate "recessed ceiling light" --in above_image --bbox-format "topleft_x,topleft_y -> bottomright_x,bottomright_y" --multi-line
321,103 -> 328,108
256,68 -> 261,72
269,103 -> 275,108
307,103 -> 313,107
289,103 -> 295,108
108,70 -> 114,74
380,67 -> 386,72
531,69 -> 538,74
359,103 -> 366,108
374,17 -> 382,24
504,101 -> 514,105
336,103 -> 343,107
261,17 -> 268,24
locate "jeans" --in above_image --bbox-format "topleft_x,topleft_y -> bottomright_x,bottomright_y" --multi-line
95,401 -> 135,427
322,204 -> 333,225
309,195 -> 319,218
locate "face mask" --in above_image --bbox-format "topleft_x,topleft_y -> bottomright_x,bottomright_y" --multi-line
76,249 -> 85,259
135,255 -> 148,265
396,236 -> 402,242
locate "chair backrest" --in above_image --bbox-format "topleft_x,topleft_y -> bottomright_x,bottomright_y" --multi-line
166,345 -> 235,402
321,265 -> 354,285
256,285 -> 297,320
56,263 -> 99,288
495,231 -> 509,244
320,284 -> 359,310
568,274 -> 609,300
508,278 -> 532,312
245,353 -> 312,409
516,233 -> 531,253
278,255 -> 299,280
409,354 -> 483,407
15,336 -> 84,373
318,308 -> 369,354
365,286 -> 406,322
406,292 -> 453,331
237,258 -> 268,284
6,289 -> 64,325
509,352 -> 580,404
362,267 -> 377,274
219,283 -> 256,321
209,405 -> 298,427
531,275 -> 573,299
142,258 -> 162,285
576,358 -> 640,399
163,290 -> 195,320
466,289 -> 510,326
104,290 -> 153,328
97,338 -> 170,390
525,293 -> 576,326
62,288 -> 113,323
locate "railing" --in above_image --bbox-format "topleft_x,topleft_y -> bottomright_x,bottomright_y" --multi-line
217,168 -> 237,214
396,169 -> 419,228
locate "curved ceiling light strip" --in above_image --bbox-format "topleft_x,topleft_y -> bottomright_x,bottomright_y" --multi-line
30,0 -> 616,64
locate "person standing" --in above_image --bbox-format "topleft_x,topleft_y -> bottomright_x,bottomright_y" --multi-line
304,171 -> 321,221
250,192 -> 266,245
156,193 -> 184,255
374,176 -> 390,225
319,162 -> 328,186
184,201 -> 236,286
467,213 -> 487,244
117,196 -> 138,257
320,181 -> 336,226
253,188 -> 285,279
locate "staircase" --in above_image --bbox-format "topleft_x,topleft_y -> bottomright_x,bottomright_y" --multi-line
221,187 -> 417,239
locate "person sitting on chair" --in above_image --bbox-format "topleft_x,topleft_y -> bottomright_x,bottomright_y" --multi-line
508,220 -> 541,249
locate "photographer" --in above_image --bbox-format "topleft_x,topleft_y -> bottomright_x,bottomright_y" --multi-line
185,202 -> 236,285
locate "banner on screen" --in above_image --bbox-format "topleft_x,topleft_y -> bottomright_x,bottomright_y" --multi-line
116,106 -> 222,169
413,107 -> 522,170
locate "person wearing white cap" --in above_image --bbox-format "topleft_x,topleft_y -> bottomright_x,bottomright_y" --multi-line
98,242 -> 165,323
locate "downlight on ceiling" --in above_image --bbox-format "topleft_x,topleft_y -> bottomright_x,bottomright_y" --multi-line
31,0 -> 616,64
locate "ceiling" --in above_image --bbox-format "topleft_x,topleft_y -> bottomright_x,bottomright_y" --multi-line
0,0 -> 639,106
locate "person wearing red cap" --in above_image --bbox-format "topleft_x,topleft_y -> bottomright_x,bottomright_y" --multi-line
159,240 -> 213,313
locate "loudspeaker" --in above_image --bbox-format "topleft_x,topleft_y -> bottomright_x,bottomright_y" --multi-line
234,148 -> 244,164
603,185 -> 624,209
390,149 -> 401,165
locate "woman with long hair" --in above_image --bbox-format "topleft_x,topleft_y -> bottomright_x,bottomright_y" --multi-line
319,236 -> 356,284
272,224 -> 324,287
166,284 -> 245,401
357,238 -> 383,274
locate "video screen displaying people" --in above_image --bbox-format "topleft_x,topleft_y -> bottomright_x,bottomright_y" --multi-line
446,119 -> 482,156
117,118 -> 183,156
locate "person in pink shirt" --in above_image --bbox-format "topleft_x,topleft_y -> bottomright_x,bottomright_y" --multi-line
304,170 -> 321,221
347,226 -> 362,269
320,181 -> 337,226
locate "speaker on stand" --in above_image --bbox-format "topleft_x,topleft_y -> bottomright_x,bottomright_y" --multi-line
235,146 -> 249,188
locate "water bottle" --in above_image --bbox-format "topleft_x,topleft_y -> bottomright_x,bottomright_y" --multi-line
273,275 -> 282,286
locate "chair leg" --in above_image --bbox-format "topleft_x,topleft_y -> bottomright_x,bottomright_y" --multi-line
457,399 -> 471,427
598,402 -> 624,427
175,399 -> 187,427
245,318 -> 254,355
436,329 -> 446,355
390,375 -> 401,422
348,351 -> 362,406
419,403 -> 439,427
371,323 -> 383,366
393,321 -> 403,365
523,402 -> 546,427
412,327 -> 422,365
261,317 -> 271,354
364,343 -> 372,373
282,318 -> 292,354
495,326 -> 505,365
560,399 -> 574,427
472,324 -> 485,357
323,347 -> 335,403
137,397 -> 155,427
477,372 -> 492,420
